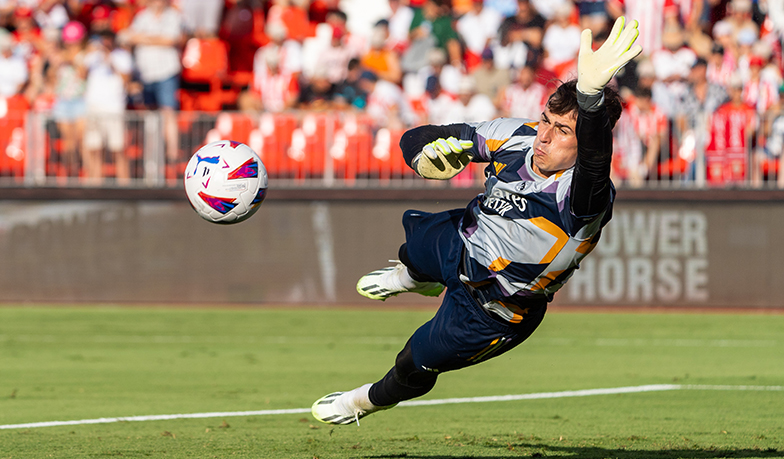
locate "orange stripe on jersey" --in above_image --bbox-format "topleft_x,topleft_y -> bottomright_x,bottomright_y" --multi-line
524,122 -> 539,129
529,217 -> 569,264
488,257 -> 512,272
485,138 -> 509,152
532,269 -> 566,292
576,237 -> 599,255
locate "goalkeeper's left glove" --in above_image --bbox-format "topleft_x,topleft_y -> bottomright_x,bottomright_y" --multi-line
412,137 -> 474,180
577,16 -> 643,104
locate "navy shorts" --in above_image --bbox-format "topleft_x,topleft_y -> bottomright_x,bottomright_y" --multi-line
143,75 -> 180,110
400,209 -> 546,374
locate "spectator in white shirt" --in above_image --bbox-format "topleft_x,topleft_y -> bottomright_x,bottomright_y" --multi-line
0,28 -> 28,98
82,32 -> 133,184
456,0 -> 503,70
541,2 -> 581,79
120,0 -> 183,165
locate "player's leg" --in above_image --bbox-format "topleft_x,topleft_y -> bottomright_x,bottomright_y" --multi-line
313,284 -> 547,424
356,209 -> 462,300
369,286 -> 546,407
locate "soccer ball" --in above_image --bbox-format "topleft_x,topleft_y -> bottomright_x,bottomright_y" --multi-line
184,140 -> 268,224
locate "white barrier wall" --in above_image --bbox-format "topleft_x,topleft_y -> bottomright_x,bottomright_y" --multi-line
1,199 -> 782,308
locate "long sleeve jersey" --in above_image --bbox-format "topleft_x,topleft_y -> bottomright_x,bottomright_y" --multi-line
400,105 -> 615,321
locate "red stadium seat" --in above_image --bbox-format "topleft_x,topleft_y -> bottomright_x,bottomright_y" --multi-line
0,95 -> 29,179
180,38 -> 229,112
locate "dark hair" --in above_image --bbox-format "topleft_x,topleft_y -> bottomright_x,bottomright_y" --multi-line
546,80 -> 623,129
634,86 -> 653,99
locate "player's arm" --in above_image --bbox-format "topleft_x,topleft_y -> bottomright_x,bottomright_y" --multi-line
570,17 -> 642,219
400,123 -> 479,180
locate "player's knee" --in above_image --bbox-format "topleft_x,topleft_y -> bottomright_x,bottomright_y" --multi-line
394,339 -> 438,390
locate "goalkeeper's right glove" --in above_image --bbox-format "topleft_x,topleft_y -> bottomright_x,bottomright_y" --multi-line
411,137 -> 474,180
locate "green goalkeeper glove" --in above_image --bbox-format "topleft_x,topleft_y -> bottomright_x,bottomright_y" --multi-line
412,137 -> 474,180
577,16 -> 643,97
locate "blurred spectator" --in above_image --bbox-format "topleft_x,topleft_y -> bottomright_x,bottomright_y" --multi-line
674,57 -> 728,178
89,5 -> 115,35
706,42 -> 736,87
735,27 -> 759,81
0,28 -> 28,98
490,25 -> 528,71
531,0 -> 571,20
673,0 -> 704,32
27,27 -> 60,111
498,0 -> 546,63
52,21 -> 88,177
607,0 -> 679,56
267,0 -> 314,43
82,31 -> 133,183
298,68 -> 336,109
575,0 -> 610,36
316,26 -> 357,84
402,0 -> 461,73
181,0 -> 224,38
650,25 -> 695,117
10,7 -> 41,61
387,0 -> 414,53
619,87 -> 668,185
257,22 -> 303,78
423,74 -> 456,124
705,75 -> 757,185
250,45 -> 300,112
456,0 -> 503,71
361,21 -> 402,84
484,0 -> 519,16
451,75 -> 497,122
762,89 -> 784,186
334,57 -> 367,109
324,9 -> 364,57
406,47 -> 462,99
360,70 -> 417,129
742,55 -> 780,114
497,64 -> 548,119
470,47 -> 511,100
724,0 -> 759,39
541,2 -> 581,80
219,0 -> 267,77
35,0 -> 70,31
121,0 -> 183,165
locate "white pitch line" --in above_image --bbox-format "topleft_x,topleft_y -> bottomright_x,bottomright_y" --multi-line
1,384 -> 781,431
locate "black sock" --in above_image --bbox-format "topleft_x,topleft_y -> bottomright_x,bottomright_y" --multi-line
368,367 -> 438,406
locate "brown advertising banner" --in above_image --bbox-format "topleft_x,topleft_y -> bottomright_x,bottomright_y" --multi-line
0,199 -> 782,308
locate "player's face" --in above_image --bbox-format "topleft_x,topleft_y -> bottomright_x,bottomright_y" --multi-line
531,107 -> 578,178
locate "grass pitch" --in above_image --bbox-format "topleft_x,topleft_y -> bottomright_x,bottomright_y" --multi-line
0,306 -> 782,459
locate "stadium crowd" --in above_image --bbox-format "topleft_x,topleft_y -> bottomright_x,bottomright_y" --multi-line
0,0 -> 783,186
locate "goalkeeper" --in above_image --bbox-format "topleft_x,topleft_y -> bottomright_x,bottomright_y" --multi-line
312,17 -> 642,426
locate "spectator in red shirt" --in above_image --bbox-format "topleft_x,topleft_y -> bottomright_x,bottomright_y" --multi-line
706,75 -> 757,185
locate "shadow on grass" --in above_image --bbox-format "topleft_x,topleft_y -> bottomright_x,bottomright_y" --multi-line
363,443 -> 784,459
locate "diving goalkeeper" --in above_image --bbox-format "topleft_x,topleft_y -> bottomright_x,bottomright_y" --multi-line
312,17 -> 642,426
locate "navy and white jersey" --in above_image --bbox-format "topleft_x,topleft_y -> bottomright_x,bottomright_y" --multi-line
457,117 -> 615,320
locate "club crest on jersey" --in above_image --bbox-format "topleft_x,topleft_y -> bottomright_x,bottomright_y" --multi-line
227,158 -> 259,180
198,191 -> 238,214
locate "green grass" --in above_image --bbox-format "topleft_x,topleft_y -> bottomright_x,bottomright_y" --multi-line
1,306 -> 782,458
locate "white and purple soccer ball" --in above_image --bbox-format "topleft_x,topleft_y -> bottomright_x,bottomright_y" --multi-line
184,140 -> 268,224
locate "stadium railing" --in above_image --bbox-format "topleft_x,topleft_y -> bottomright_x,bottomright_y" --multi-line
2,109 -> 783,191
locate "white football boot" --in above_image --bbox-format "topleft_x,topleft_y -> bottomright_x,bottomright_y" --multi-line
356,261 -> 444,301
311,384 -> 396,426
